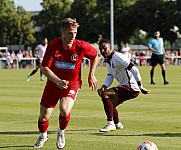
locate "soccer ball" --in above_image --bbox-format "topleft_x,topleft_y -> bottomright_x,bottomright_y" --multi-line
137,141 -> 158,150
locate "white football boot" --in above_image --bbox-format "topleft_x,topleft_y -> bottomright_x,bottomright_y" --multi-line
34,136 -> 48,148
56,129 -> 65,149
99,123 -> 116,132
115,122 -> 124,130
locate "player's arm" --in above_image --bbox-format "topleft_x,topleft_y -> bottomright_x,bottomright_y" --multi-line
40,66 -> 69,89
88,57 -> 99,90
127,62 -> 150,94
97,68 -> 114,97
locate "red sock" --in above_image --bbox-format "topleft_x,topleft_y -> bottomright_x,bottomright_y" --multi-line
102,98 -> 113,121
113,108 -> 120,124
38,120 -> 49,133
59,113 -> 70,130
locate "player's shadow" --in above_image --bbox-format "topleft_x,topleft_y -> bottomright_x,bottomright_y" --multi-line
0,145 -> 32,149
0,129 -> 97,149
0,131 -> 50,149
94,132 -> 181,137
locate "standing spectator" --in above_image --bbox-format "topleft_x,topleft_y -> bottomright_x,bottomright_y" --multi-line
148,30 -> 169,85
4,49 -> 11,69
10,50 -> 16,68
16,50 -> 23,69
27,37 -> 48,81
33,18 -> 99,149
121,42 -> 131,60
97,39 -> 150,132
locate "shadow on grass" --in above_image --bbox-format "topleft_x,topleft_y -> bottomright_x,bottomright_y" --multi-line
0,145 -> 32,149
95,132 -> 181,137
1,130 -> 180,138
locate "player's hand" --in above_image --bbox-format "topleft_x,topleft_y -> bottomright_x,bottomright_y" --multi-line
88,75 -> 99,91
56,79 -> 69,89
140,87 -> 151,94
97,85 -> 107,97
97,88 -> 103,97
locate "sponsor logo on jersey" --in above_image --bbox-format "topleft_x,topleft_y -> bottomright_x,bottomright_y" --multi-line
55,61 -> 75,69
71,54 -> 78,62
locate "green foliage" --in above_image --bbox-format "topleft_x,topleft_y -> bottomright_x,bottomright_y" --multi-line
16,6 -> 36,45
33,0 -> 72,41
1,0 -> 181,48
0,0 -> 35,46
0,0 -> 18,45
0,66 -> 181,149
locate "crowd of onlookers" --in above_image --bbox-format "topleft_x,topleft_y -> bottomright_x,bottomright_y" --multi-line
0,49 -> 35,69
0,48 -> 181,69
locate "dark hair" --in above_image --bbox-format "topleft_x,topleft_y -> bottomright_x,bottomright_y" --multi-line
60,18 -> 80,29
98,39 -> 110,45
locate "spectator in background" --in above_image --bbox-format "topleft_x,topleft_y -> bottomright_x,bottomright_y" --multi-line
4,49 -> 11,69
121,42 -> 131,60
16,50 -> 23,69
148,30 -> 169,85
10,50 -> 16,68
26,37 -> 48,81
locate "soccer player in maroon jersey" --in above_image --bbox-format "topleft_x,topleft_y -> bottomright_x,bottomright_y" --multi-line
97,39 -> 150,132
34,18 -> 99,149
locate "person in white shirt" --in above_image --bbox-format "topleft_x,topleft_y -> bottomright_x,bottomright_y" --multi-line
97,39 -> 150,132
27,38 -> 48,81
121,42 -> 131,60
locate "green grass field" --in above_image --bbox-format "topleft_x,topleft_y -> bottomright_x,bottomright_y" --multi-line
0,66 -> 181,150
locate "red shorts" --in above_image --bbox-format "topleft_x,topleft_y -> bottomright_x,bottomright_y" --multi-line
40,84 -> 80,108
113,85 -> 140,103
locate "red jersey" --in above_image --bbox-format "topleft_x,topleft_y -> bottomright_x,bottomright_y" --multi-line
42,37 -> 98,88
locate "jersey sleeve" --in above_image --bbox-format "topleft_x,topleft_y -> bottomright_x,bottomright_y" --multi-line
84,42 -> 98,60
148,38 -> 153,48
103,67 -> 114,87
41,42 -> 54,68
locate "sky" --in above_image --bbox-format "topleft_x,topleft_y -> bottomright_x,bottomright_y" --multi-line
13,0 -> 43,11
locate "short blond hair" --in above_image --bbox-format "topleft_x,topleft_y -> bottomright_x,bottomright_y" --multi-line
60,18 -> 80,29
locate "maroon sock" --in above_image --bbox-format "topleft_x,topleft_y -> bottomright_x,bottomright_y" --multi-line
102,98 -> 113,121
113,108 -> 120,124
38,120 -> 49,133
59,113 -> 70,130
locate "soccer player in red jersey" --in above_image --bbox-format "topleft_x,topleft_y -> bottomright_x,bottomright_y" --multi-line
34,18 -> 99,149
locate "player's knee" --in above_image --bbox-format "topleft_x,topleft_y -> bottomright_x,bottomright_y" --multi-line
39,115 -> 49,122
101,91 -> 109,99
60,110 -> 70,117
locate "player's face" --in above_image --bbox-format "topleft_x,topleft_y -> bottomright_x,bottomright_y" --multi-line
154,31 -> 160,38
99,43 -> 112,58
61,27 -> 77,48
42,38 -> 48,45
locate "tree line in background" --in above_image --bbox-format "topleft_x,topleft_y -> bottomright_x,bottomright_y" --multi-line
0,0 -> 181,49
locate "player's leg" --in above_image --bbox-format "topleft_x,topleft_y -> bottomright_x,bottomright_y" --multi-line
57,97 -> 75,149
150,66 -> 155,84
40,70 -> 45,81
39,62 -> 45,81
150,54 -> 157,84
34,105 -> 54,148
99,88 -> 121,132
27,66 -> 40,81
34,86 -> 60,148
159,56 -> 169,85
57,87 -> 79,149
113,108 -> 123,129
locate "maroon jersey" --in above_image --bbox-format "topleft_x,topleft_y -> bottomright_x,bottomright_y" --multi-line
42,37 -> 98,88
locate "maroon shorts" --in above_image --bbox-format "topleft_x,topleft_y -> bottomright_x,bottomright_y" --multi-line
40,85 -> 80,108
113,85 -> 140,103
